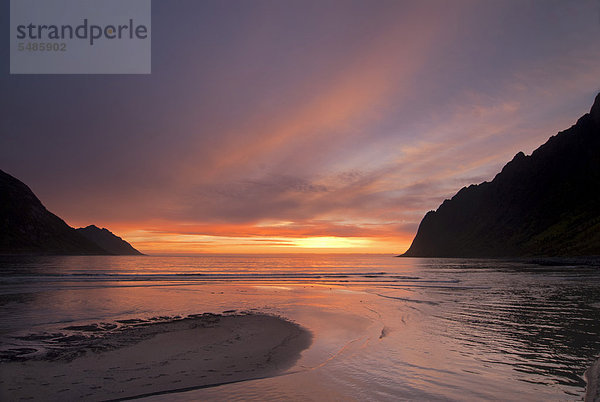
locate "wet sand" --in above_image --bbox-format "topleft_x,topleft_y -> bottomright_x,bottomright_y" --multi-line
0,313 -> 311,401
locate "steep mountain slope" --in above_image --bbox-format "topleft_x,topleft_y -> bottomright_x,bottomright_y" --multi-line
0,169 -> 108,255
402,93 -> 600,257
0,169 -> 142,255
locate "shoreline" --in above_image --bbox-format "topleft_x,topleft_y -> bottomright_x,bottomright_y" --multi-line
0,313 -> 312,401
396,254 -> 600,266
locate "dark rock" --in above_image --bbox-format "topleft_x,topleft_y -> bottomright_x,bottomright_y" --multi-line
76,225 -> 143,256
0,169 -> 108,255
402,93 -> 600,257
0,169 -> 143,256
591,92 -> 600,127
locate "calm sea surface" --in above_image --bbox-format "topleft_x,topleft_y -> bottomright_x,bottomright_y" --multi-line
1,254 -> 599,401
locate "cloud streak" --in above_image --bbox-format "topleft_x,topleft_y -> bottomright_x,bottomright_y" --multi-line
1,0 -> 599,253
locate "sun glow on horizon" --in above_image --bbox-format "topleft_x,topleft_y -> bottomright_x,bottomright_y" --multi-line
292,236 -> 373,249
110,227 -> 411,255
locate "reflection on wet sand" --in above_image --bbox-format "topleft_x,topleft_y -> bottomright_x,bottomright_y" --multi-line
1,255 -> 599,400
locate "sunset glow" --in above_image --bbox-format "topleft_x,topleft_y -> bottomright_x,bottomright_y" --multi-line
2,1 -> 599,255
115,225 -> 411,254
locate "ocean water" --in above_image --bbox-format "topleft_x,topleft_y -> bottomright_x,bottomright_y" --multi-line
1,254 -> 599,401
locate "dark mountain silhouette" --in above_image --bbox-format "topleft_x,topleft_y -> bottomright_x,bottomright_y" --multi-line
0,169 -> 142,255
402,93 -> 600,258
77,225 -> 143,255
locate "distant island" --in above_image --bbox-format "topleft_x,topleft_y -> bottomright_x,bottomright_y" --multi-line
402,93 -> 600,258
0,169 -> 142,256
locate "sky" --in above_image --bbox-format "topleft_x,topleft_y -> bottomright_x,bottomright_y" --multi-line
1,0 -> 600,254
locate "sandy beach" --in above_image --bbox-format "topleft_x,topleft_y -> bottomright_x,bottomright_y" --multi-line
0,313 -> 311,401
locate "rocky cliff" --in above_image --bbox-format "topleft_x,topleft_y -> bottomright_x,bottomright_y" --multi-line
0,169 -> 142,255
402,93 -> 600,257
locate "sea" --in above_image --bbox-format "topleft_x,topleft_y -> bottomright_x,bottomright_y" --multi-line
1,254 -> 599,401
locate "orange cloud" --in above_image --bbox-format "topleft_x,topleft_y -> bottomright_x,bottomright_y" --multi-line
33,2 -> 600,256
94,219 -> 413,255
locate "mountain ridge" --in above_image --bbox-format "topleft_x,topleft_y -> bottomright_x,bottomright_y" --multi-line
0,169 -> 142,256
402,93 -> 600,258
77,225 -> 143,256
